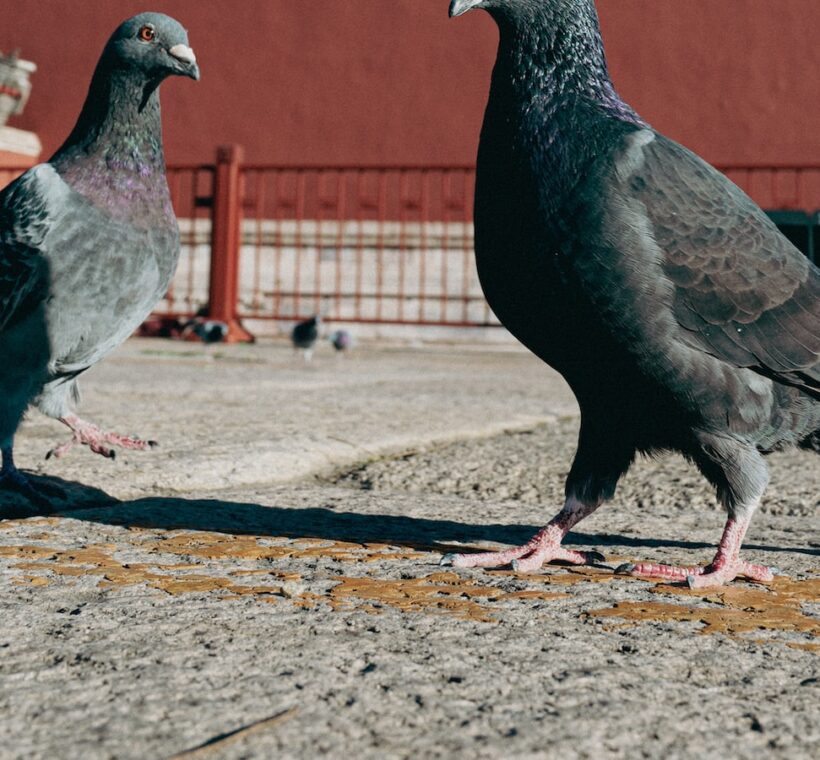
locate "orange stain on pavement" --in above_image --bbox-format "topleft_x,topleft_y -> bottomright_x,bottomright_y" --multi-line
586,575 -> 819,650
327,571 -> 568,622
2,522 -> 816,644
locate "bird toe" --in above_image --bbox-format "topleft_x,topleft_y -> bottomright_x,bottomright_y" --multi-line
615,563 -> 637,575
439,553 -> 457,567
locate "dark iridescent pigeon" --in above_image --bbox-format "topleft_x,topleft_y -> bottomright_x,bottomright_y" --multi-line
444,0 -> 819,588
291,315 -> 321,362
0,13 -> 199,505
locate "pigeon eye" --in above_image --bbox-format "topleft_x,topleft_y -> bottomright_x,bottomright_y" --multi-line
138,26 -> 155,42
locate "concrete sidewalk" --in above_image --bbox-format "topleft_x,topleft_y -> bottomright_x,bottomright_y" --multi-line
12,338 -> 577,503
1,339 -> 817,760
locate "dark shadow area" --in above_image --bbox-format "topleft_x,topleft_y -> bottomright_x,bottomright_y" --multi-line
0,475 -> 116,520
5,490 -> 814,559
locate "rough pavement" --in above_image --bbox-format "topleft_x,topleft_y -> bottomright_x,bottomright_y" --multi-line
1,340 -> 818,759
9,339 -> 576,501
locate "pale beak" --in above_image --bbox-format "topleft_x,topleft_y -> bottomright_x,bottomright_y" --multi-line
449,0 -> 482,17
168,44 -> 200,80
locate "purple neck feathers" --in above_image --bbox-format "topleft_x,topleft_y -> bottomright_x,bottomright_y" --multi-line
490,1 -> 645,128
49,59 -> 172,223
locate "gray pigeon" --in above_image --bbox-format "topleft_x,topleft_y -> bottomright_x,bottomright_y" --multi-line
329,329 -> 352,353
0,13 -> 199,505
444,0 -> 819,588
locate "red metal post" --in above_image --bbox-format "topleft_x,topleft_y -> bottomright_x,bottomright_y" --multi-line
209,144 -> 255,343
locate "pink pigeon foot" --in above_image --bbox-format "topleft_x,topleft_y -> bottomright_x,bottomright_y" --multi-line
616,516 -> 775,589
47,414 -> 158,461
440,497 -> 605,572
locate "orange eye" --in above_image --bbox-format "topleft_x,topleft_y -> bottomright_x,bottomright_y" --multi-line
138,25 -> 155,42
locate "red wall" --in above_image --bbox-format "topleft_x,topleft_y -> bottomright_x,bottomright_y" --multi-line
4,1 -> 819,166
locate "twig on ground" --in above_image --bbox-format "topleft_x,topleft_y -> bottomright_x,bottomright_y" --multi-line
168,708 -> 298,759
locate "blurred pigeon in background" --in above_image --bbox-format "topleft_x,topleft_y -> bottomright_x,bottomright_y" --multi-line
445,0 -> 819,588
291,315 -> 321,362
329,329 -> 352,353
0,13 -> 199,505
140,304 -> 227,343
181,317 -> 228,344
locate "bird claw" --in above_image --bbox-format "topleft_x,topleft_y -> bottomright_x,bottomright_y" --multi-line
49,417 -> 157,461
442,543 -> 603,573
620,555 -> 775,587
615,562 -> 637,575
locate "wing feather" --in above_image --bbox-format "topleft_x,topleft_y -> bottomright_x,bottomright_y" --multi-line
0,165 -> 68,332
597,131 -> 819,399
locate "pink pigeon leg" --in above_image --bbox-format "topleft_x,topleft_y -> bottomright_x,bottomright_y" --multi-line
618,515 -> 774,588
440,496 -> 605,572
47,414 -> 158,460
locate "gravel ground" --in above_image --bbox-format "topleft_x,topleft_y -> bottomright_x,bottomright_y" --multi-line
0,341 -> 817,759
333,416 -> 820,518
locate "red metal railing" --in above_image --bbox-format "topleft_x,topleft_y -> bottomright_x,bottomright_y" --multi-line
160,148 -> 491,338
237,162 -> 484,328
159,163 -> 214,318
2,151 -> 819,341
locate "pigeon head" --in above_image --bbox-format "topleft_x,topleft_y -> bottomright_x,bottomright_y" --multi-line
449,0 -> 640,124
449,0 -> 598,32
52,12 -> 199,173
103,12 -> 199,83
450,0 -> 507,17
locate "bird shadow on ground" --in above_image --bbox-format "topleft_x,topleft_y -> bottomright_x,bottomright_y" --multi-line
4,481 -> 815,559
0,475 -> 117,520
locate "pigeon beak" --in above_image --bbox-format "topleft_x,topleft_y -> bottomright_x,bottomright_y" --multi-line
168,44 -> 200,80
449,0 -> 482,17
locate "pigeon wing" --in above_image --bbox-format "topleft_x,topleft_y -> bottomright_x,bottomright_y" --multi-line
0,167 -> 58,332
577,130 -> 819,399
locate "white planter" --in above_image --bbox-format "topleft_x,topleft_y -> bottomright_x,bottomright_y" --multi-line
0,51 -> 36,127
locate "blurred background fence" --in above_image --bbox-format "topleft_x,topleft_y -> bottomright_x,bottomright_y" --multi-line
2,148 -> 819,341
162,146 -> 487,336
